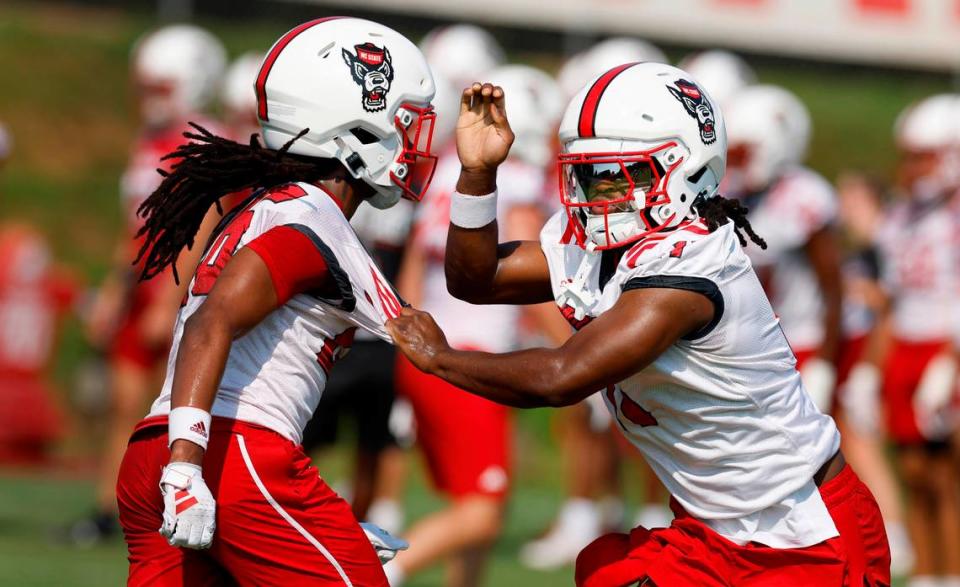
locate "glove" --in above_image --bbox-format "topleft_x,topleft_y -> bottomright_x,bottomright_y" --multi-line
159,462 -> 216,549
800,357 -> 837,414
360,522 -> 408,564
914,353 -> 958,440
841,363 -> 881,436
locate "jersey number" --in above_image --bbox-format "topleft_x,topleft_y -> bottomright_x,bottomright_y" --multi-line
669,241 -> 688,258
191,184 -> 311,297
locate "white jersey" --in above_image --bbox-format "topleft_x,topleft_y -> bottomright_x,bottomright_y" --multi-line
147,183 -> 402,443
742,167 -> 838,351
412,152 -> 543,351
876,196 -> 960,342
541,211 -> 841,548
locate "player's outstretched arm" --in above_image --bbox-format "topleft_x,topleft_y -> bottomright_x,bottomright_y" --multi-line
445,83 -> 554,305
387,287 -> 714,408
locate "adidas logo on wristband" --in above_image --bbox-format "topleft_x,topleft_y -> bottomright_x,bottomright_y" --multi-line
190,421 -> 208,439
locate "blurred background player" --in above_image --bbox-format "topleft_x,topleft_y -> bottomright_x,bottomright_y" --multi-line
723,84 -> 843,414
850,94 -> 960,587
835,170 -> 915,576
387,60 -> 568,586
522,37 -> 672,571
301,195 -> 415,524
70,24 -> 227,545
0,124 -> 79,465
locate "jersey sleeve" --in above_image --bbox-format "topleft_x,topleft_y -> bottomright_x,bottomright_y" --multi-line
245,225 -> 332,305
618,226 -> 736,339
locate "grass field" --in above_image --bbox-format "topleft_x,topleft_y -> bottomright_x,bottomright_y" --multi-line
0,2 -> 941,585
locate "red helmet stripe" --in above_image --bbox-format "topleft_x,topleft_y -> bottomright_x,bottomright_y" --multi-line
577,63 -> 638,138
256,17 -> 343,122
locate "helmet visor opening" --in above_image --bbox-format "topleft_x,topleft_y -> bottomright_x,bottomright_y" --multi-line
391,103 -> 437,202
571,160 -> 656,214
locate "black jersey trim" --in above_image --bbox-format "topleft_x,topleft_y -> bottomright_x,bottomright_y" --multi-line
287,223 -> 356,312
621,275 -> 724,340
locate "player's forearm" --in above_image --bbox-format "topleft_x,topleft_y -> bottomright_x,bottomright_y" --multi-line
444,169 -> 501,303
168,306 -> 233,464
428,346 -> 595,409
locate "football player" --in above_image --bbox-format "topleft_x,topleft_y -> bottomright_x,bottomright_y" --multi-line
723,85 -> 843,414
75,24 -> 227,544
387,63 -> 566,587
115,18 -> 437,584
388,66 -> 890,586
847,94 -> 960,586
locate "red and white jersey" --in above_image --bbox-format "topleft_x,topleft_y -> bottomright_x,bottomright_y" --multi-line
0,226 -> 77,377
411,151 -> 543,351
147,183 -> 404,443
876,196 -> 960,342
741,167 -> 838,352
541,211 -> 841,548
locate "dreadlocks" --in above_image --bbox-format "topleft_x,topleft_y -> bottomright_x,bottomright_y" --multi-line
134,123 -> 339,283
697,194 -> 767,250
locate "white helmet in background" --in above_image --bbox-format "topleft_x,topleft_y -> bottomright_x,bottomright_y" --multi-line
487,65 -> 564,167
558,37 -> 667,98
723,84 -> 810,194
429,71 -> 461,152
420,24 -> 505,90
894,93 -> 960,200
221,52 -> 264,119
132,24 -> 227,127
257,17 -> 437,209
558,62 -> 726,250
678,49 -> 756,105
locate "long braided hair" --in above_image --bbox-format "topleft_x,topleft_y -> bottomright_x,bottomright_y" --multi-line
134,123 -> 339,283
696,194 -> 767,249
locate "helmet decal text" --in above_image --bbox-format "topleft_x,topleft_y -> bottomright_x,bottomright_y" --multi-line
668,79 -> 716,145
342,42 -> 394,113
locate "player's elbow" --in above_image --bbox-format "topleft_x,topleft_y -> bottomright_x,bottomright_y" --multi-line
446,279 -> 487,304
533,356 -> 589,408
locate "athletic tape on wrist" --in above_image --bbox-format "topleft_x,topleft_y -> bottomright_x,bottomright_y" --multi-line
450,190 -> 498,229
168,407 -> 212,450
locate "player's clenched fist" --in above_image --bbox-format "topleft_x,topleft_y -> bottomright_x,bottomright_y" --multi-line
386,307 -> 450,374
159,462 -> 216,549
456,83 -> 514,175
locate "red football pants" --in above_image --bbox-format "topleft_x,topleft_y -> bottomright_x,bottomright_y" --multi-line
117,417 -> 387,586
575,465 -> 891,587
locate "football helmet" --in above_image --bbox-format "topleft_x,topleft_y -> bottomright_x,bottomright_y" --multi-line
257,17 -> 438,209
894,94 -> 960,200
678,50 -> 756,106
419,24 -> 505,90
558,37 -> 667,98
221,52 -> 263,120
132,25 -> 227,127
723,84 -> 811,194
558,62 -> 726,250
487,65 -> 564,167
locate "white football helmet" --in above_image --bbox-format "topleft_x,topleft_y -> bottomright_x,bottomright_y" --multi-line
558,37 -> 667,98
558,62 -> 726,250
221,52 -> 264,120
894,94 -> 960,200
419,24 -> 505,90
723,84 -> 811,194
678,50 -> 756,106
132,25 -> 227,127
487,65 -> 564,167
257,17 -> 438,209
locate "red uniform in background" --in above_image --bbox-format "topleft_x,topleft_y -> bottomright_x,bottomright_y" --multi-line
0,225 -> 78,463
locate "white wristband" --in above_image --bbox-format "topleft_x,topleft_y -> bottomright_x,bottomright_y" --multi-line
450,190 -> 498,229
169,407 -> 212,450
